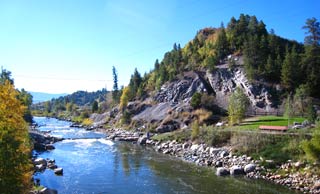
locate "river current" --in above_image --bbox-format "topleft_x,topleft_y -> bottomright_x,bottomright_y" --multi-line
33,117 -> 297,194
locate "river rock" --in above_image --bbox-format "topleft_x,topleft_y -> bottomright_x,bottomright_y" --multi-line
34,158 -> 47,166
35,164 -> 46,171
230,165 -> 245,175
190,144 -> 199,151
54,168 -> 63,175
244,164 -> 256,173
220,151 -> 228,158
216,167 -> 230,176
182,142 -> 190,149
137,135 -> 147,145
215,161 -> 223,167
313,181 -> 320,190
47,163 -> 57,169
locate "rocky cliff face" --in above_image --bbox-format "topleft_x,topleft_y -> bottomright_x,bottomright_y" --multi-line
102,64 -> 281,132
206,67 -> 279,113
132,66 -> 280,127
153,67 -> 278,112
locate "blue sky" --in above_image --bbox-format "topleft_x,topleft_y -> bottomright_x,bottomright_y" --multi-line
0,0 -> 319,93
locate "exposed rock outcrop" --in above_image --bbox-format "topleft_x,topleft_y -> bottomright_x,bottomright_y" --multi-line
29,131 -> 63,151
206,67 -> 280,113
154,72 -> 207,103
131,68 -> 280,132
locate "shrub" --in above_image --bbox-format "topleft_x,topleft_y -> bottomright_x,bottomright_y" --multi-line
121,110 -> 131,125
301,129 -> 320,162
200,125 -> 232,146
191,92 -> 202,109
194,108 -> 212,124
82,118 -> 93,126
191,121 -> 200,140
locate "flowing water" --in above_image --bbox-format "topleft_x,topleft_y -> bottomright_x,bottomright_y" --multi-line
33,117 -> 298,194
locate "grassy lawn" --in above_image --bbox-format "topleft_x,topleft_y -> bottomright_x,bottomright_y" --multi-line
230,116 -> 306,131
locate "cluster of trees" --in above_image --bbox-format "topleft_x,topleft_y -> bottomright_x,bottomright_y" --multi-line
0,68 -> 32,193
0,68 -> 33,123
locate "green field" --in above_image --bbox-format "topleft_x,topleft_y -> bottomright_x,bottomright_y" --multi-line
229,116 -> 306,131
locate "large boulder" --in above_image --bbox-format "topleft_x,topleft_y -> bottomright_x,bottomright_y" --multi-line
54,168 -> 63,175
35,164 -> 46,171
230,165 -> 245,175
216,167 -> 230,176
34,158 -> 47,166
244,163 -> 256,174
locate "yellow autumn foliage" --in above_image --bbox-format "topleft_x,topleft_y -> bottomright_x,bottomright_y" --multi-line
120,86 -> 130,112
0,81 -> 32,193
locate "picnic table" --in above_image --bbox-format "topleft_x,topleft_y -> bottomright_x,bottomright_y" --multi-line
259,125 -> 288,132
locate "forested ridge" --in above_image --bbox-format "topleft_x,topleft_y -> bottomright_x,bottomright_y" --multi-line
121,14 -> 319,103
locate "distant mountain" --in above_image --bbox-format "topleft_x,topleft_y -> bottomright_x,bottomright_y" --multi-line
30,92 -> 68,103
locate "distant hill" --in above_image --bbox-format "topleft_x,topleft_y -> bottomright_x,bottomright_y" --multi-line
30,92 -> 67,103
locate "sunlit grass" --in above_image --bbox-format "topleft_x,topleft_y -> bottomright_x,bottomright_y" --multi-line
229,116 -> 306,131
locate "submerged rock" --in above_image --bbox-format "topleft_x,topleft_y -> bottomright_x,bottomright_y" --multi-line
40,187 -> 58,194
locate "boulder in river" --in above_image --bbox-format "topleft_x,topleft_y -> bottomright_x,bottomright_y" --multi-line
54,167 -> 63,175
216,167 -> 230,176
35,164 -> 46,171
47,163 -> 57,169
34,158 -> 47,166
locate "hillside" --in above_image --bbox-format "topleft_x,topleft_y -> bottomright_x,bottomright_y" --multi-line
32,89 -> 109,119
105,14 -> 319,130
30,92 -> 67,103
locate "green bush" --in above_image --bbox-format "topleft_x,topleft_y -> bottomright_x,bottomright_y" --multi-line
200,125 -> 232,146
191,121 -> 200,140
301,129 -> 320,162
191,92 -> 202,109
121,110 -> 131,125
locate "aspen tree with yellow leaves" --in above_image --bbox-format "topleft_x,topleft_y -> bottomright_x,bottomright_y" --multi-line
0,80 -> 32,194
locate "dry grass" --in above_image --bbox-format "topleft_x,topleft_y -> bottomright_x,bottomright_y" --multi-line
193,108 -> 212,124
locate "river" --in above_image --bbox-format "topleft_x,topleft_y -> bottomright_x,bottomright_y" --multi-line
33,117 -> 298,194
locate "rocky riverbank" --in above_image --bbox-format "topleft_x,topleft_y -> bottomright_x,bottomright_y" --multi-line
29,129 -> 64,194
29,130 -> 63,151
105,127 -> 320,194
